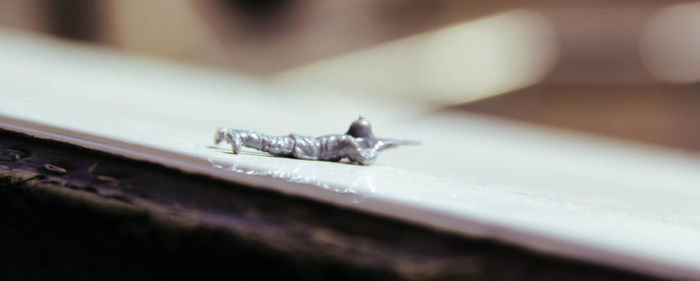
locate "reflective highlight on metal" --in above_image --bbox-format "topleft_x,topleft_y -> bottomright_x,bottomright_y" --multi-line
215,117 -> 419,165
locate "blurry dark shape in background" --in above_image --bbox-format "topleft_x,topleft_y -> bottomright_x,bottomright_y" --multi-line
45,0 -> 102,41
218,0 -> 295,30
0,0 -> 102,42
223,0 -> 291,17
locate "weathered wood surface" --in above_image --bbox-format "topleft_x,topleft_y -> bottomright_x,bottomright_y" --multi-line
0,130 -> 659,281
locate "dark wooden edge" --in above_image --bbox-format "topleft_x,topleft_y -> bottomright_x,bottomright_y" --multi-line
0,129 -> 663,281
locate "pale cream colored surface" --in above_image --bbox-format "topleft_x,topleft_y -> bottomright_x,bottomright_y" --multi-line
2,30 -> 700,280
105,0 -> 215,60
275,10 -> 559,104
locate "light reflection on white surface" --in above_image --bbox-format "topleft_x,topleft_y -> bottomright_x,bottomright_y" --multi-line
207,152 -> 378,203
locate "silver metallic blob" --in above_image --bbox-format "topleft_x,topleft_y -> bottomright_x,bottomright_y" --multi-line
214,116 -> 419,165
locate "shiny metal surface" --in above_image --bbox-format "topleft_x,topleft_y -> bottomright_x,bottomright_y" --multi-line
215,117 -> 418,165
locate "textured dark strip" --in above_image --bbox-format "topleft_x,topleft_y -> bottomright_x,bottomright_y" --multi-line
0,129 -> 662,281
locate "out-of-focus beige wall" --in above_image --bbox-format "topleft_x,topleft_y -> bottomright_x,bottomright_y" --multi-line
0,0 -> 44,31
102,0 -> 218,63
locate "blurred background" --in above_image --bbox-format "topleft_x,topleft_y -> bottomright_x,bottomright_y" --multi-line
2,0 -> 700,151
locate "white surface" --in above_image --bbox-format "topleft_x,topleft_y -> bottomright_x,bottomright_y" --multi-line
2,31 -> 700,280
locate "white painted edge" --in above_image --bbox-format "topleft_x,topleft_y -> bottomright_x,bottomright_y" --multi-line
1,114 -> 697,280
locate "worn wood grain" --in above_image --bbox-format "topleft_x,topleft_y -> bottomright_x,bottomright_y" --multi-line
0,129 -> 660,281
